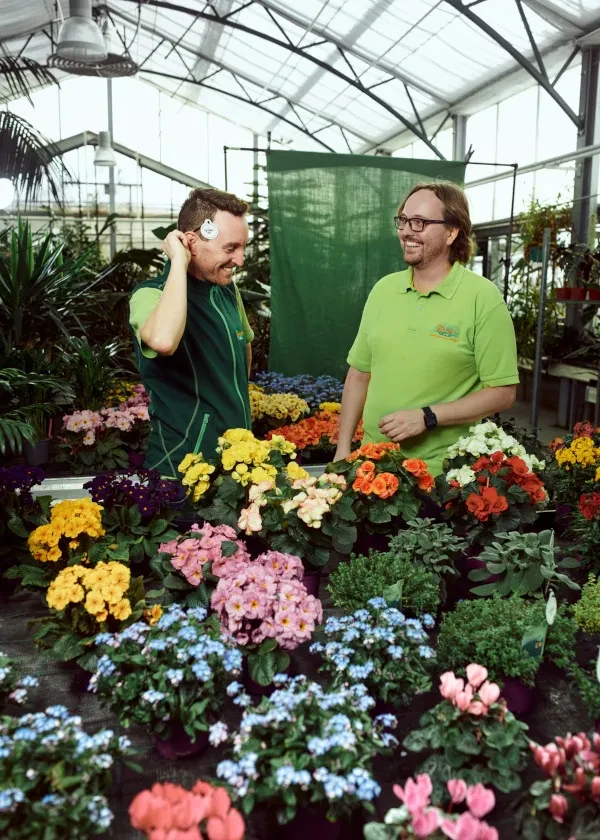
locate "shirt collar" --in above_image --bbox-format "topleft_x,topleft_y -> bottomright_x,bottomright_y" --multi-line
397,261 -> 465,299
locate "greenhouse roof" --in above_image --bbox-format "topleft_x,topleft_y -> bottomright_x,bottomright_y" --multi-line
2,0 -> 600,157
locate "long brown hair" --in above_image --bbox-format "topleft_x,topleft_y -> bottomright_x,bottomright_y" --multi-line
398,181 -> 475,264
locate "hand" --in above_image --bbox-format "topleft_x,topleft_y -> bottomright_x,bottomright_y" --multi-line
333,444 -> 351,462
162,230 -> 191,268
379,409 -> 426,442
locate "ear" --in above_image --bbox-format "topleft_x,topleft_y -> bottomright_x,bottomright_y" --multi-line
446,227 -> 460,246
185,231 -> 198,254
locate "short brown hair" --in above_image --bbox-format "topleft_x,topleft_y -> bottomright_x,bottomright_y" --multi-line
178,187 -> 248,235
398,181 -> 475,265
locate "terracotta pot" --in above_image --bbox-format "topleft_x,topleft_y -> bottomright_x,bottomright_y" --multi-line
555,287 -> 571,300
154,724 -> 209,760
571,287 -> 587,301
281,809 -> 342,840
302,570 -> 321,598
501,677 -> 536,716
588,288 -> 600,301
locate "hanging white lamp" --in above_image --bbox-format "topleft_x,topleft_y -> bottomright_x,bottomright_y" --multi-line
56,0 -> 107,63
94,131 -> 116,167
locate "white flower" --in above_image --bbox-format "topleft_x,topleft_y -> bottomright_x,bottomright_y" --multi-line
447,466 -> 476,487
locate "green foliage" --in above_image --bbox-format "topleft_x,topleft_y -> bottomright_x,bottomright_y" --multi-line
569,661 -> 600,720
327,549 -> 440,615
403,695 -> 530,798
55,432 -> 129,474
574,574 -> 600,634
388,518 -> 468,579
149,550 -> 211,611
64,336 -> 128,411
437,596 -> 577,685
467,530 -> 579,598
96,504 -> 178,569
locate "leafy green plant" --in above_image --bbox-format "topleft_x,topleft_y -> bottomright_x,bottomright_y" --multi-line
65,336 -> 128,410
569,661 -> 600,720
91,605 -> 242,742
327,549 -> 440,615
0,466 -> 50,573
404,665 -> 529,797
467,530 -> 579,598
388,518 -> 468,579
437,596 -> 577,685
574,574 -> 600,635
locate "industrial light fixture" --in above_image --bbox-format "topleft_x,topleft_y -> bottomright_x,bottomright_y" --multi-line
94,131 -> 116,167
56,0 -> 107,63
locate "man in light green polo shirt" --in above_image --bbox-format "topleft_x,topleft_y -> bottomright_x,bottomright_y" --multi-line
334,181 -> 518,477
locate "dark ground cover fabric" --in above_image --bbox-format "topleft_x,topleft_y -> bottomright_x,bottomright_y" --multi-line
0,571 -> 592,840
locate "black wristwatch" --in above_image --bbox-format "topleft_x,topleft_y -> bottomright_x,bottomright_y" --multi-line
422,406 -> 438,431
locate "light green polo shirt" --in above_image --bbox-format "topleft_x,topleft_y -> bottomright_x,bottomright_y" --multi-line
347,262 -> 519,477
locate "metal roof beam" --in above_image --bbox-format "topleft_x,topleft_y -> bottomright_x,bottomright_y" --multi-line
443,0 -> 583,127
103,4 -> 373,145
521,0 -> 585,34
112,0 -> 446,158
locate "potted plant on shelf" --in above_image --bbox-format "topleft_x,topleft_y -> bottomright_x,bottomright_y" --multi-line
403,664 -> 530,799
436,595 -> 578,715
152,521 -> 251,609
249,386 -> 310,437
310,597 -> 435,712
212,674 -> 397,838
210,550 -> 322,690
90,605 -> 242,759
266,405 -> 363,464
466,529 -> 579,598
364,775 -> 498,840
437,420 -> 547,544
0,704 -> 137,840
550,421 -> 600,512
516,731 -> 600,838
0,465 -> 50,577
326,548 -> 440,616
129,779 -> 245,840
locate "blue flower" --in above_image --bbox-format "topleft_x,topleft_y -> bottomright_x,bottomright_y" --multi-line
165,668 -> 184,685
209,722 -> 228,746
0,788 -> 25,811
422,613 -> 435,628
347,662 -> 375,681
367,597 -> 387,609
227,681 -> 242,697
141,689 -> 166,704
373,713 -> 397,729
418,645 -> 435,659
387,645 -> 404,659
191,661 -> 212,681
323,773 -> 348,799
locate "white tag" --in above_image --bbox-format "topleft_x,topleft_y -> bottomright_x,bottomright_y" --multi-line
545,590 -> 557,626
200,218 -> 219,239
596,647 -> 600,684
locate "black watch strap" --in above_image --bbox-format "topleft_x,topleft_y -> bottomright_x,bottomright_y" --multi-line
422,406 -> 438,431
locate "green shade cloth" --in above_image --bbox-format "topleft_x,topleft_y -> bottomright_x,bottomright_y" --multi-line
267,150 -> 467,379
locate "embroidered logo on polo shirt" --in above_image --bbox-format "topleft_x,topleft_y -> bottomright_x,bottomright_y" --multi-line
431,323 -> 460,342
236,330 -> 245,341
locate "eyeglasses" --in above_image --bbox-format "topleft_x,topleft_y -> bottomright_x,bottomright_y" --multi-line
394,215 -> 447,232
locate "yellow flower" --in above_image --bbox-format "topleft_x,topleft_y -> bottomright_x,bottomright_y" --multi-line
68,540 -> 79,549
84,591 -> 106,615
95,609 -> 108,623
102,583 -> 127,604
192,480 -> 211,502
250,464 -> 277,484
287,461 -> 310,481
110,598 -> 132,621
319,402 -> 341,413
178,453 -> 199,473
46,587 -> 70,611
68,584 -> 85,603
220,428 -> 255,445
144,604 -> 162,625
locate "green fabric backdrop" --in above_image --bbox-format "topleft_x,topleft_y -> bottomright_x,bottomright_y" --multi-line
267,150 -> 467,379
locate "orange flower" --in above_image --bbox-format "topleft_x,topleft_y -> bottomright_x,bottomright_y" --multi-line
349,441 -> 400,462
402,458 -> 429,477
417,473 -> 435,493
356,460 -> 376,478
471,455 -> 491,472
370,475 -> 388,496
466,492 -> 487,520
506,456 -> 529,476
352,477 -> 374,495
481,486 -> 508,514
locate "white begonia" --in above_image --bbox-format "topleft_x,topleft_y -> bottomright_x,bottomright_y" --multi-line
446,466 -> 477,487
465,437 -> 490,456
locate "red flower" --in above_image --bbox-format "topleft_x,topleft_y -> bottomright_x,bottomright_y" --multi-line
481,486 -> 509,515
579,492 -> 600,521
506,456 -> 529,476
466,493 -> 488,520
471,455 -> 490,473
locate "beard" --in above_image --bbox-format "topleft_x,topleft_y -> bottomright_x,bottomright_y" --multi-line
402,237 -> 447,268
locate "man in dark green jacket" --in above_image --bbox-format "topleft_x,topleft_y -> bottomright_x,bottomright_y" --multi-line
129,188 -> 253,479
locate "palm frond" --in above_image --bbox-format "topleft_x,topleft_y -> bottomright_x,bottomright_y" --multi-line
0,416 -> 34,456
0,57 -> 60,106
0,110 -> 70,207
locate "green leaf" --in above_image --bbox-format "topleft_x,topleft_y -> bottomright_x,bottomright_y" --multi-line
468,568 -> 494,581
403,728 -> 432,752
186,585 -> 210,609
558,556 -> 580,568
470,582 -> 500,596
7,517 -> 30,539
164,573 -> 191,591
363,825 -> 391,840
51,633 -> 84,661
247,650 -> 276,686
18,564 -> 50,588
221,540 -> 239,558
149,518 -> 168,537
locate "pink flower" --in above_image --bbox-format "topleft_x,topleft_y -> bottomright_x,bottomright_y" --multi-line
440,672 -> 464,701
530,743 -> 565,775
447,779 -> 467,804
412,808 -> 441,837
466,664 -> 488,689
591,776 -> 600,800
441,812 -> 480,840
478,681 -> 500,707
476,825 -> 498,840
467,701 -> 488,717
454,685 -> 474,712
238,503 -> 263,534
466,784 -> 495,818
393,774 -> 432,815
548,794 -> 568,823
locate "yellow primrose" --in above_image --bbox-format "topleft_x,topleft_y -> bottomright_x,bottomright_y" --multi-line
110,598 -> 132,621
144,604 -> 163,625
84,591 -> 105,615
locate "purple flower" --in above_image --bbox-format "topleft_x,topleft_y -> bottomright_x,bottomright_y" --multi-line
84,470 -> 180,519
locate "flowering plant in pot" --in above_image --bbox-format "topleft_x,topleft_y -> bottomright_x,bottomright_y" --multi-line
152,522 -> 251,609
364,775 -> 498,840
249,387 -> 310,436
437,422 -> 547,542
0,704 -> 137,840
210,551 -> 322,687
310,598 -> 435,709
83,470 -> 180,567
550,421 -> 600,507
466,529 -> 579,598
90,605 -> 242,759
403,665 -> 530,798
266,408 -> 363,463
253,371 -> 344,410
326,548 -> 440,616
129,779 -> 245,840
325,442 -> 435,550
0,651 -> 38,709
436,596 -> 577,713
0,465 -> 50,573
7,497 -> 106,590
516,731 -> 600,839
212,674 -> 396,829
31,559 -> 149,671
566,491 -> 600,568
55,409 -> 129,474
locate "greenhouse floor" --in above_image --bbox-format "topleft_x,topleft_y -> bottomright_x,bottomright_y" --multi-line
1,571 -> 593,839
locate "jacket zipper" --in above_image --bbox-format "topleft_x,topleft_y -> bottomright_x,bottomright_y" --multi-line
209,287 -> 251,428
